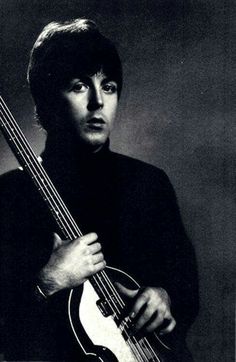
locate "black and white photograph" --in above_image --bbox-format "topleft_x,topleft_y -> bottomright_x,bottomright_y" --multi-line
0,1 -> 234,361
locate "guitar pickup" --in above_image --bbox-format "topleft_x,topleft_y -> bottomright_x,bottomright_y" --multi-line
96,299 -> 113,317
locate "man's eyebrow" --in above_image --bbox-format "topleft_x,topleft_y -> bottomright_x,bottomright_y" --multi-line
101,77 -> 117,84
69,76 -> 89,83
68,75 -> 117,85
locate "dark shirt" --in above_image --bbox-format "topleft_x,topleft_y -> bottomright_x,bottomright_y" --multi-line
0,143 -> 199,361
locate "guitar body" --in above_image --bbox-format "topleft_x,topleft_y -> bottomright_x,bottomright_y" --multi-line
68,266 -> 176,362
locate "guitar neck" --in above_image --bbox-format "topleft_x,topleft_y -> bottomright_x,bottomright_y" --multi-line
0,95 -> 82,240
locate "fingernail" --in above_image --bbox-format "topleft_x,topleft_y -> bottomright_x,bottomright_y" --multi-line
130,312 -> 135,319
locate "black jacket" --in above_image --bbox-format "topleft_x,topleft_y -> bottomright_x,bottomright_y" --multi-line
0,145 -> 199,361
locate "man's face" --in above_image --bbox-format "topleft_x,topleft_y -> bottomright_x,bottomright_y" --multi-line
59,71 -> 118,151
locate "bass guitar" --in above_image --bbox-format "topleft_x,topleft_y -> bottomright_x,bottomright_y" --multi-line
0,95 -> 176,362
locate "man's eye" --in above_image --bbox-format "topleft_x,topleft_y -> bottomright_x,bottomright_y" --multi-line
72,83 -> 87,93
102,83 -> 117,94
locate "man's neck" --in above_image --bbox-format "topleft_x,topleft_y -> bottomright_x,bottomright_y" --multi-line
43,132 -> 110,167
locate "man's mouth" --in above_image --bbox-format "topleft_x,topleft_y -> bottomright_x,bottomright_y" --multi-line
86,117 -> 106,129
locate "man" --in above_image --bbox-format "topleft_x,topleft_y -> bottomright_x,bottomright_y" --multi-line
0,19 -> 199,361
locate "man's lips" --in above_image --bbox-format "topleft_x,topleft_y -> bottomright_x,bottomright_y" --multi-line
86,117 -> 106,129
87,117 -> 105,124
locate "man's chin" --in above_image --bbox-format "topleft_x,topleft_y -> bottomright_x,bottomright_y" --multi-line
79,133 -> 109,152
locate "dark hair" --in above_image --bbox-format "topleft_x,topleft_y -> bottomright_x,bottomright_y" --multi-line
27,19 -> 122,129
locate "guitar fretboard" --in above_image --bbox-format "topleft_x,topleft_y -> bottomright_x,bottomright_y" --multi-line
0,95 -> 82,240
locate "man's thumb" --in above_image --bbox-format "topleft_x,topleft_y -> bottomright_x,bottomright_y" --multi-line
115,282 -> 139,299
53,232 -> 64,249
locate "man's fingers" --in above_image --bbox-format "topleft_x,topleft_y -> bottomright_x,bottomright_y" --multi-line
134,308 -> 176,334
89,242 -> 102,254
93,260 -> 106,273
127,287 -> 176,335
130,289 -> 151,319
92,252 -> 104,264
159,316 -> 176,335
134,303 -> 159,331
78,232 -> 98,245
86,232 -> 99,244
145,314 -> 163,333
53,232 -> 99,250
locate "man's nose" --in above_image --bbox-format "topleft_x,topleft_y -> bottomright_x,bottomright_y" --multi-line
87,87 -> 104,111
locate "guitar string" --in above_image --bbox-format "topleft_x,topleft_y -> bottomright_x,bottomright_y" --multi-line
101,270 -> 160,361
91,272 -> 149,361
96,272 -> 158,362
0,110 -> 78,242
0,97 -> 160,361
0,97 -> 83,236
90,275 -> 147,361
0,105 -> 79,241
93,273 -> 152,362
0,100 -> 158,362
101,271 -> 160,361
120,322 -> 147,362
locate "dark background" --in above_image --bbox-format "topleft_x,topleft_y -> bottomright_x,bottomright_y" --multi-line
0,0 -> 234,361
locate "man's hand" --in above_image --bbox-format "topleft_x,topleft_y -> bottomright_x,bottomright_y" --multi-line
116,283 -> 176,335
38,232 -> 106,296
